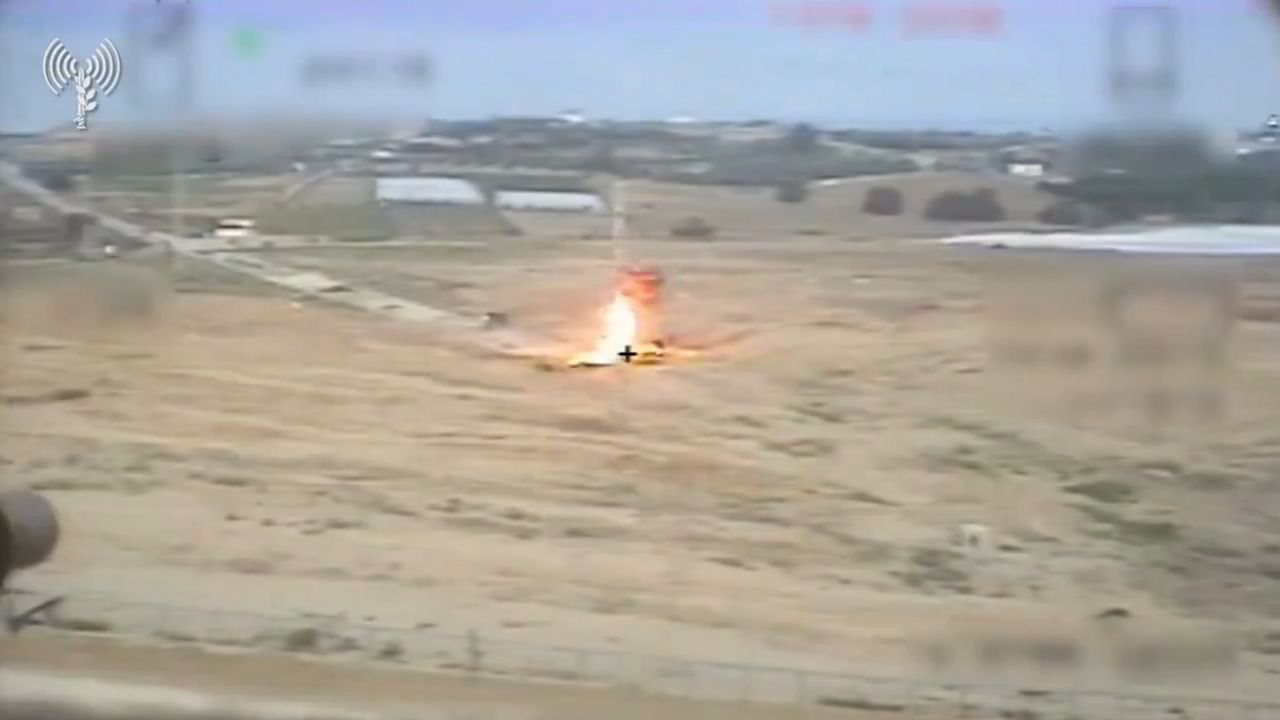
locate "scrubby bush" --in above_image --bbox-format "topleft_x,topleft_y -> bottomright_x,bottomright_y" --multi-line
775,180 -> 810,203
282,626 -> 321,652
37,170 -> 73,192
862,186 -> 904,215
1037,200 -> 1086,226
923,188 -> 1005,222
784,123 -> 822,153
670,216 -> 716,238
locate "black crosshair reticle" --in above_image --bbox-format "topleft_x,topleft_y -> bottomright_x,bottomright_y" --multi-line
617,345 -> 638,363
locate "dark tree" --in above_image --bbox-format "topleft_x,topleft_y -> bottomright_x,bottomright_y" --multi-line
862,186 -> 904,215
775,180 -> 810,203
59,213 -> 90,255
923,188 -> 1005,222
784,123 -> 821,154
670,216 -> 716,238
34,169 -> 73,192
586,144 -> 616,173
1037,201 -> 1085,226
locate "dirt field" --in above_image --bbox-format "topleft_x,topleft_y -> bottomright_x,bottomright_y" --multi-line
3,178 -> 1280,715
619,173 -> 1059,241
2,634 -> 902,720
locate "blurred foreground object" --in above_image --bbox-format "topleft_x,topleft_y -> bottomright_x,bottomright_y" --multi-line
126,0 -> 195,109
0,491 -> 60,591
1108,5 -> 1178,111
1263,0 -> 1280,24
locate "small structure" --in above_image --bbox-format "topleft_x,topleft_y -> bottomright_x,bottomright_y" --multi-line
8,206 -> 46,223
1238,146 -> 1280,173
558,109 -> 586,126
212,217 -> 257,240
1007,161 -> 1045,178
480,312 -> 509,329
951,523 -> 993,553
401,136 -> 465,153
1002,148 -> 1050,177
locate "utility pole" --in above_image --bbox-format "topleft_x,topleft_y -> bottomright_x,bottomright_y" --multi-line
127,0 -> 195,239
611,177 -> 627,267
172,1 -> 194,240
172,133 -> 186,238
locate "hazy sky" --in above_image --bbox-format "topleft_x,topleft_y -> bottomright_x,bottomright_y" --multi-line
1,0 -> 1276,133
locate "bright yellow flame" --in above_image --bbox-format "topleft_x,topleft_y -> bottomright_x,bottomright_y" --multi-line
601,293 -> 638,353
570,293 -> 638,366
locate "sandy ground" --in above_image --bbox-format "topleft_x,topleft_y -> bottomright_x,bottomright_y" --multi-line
3,178 -> 1280,714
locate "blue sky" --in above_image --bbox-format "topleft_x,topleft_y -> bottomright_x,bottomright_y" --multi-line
1,0 -> 1275,133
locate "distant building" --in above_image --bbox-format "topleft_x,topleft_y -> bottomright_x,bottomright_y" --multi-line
212,217 -> 257,240
935,153 -> 989,172
908,153 -> 940,171
494,190 -> 606,213
8,205 -> 48,223
1000,147 -> 1051,177
558,109 -> 586,125
1238,146 -> 1280,173
375,176 -> 485,205
372,161 -> 414,175
401,136 -> 465,152
492,117 -> 564,132
1006,160 -> 1046,177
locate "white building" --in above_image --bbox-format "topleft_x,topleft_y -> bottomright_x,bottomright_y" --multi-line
212,217 -> 257,239
1006,161 -> 1046,177
557,109 -> 586,125
494,190 -> 606,213
1001,146 -> 1052,177
375,177 -> 485,205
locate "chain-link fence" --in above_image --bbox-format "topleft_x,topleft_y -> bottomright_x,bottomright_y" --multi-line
13,591 -> 1280,720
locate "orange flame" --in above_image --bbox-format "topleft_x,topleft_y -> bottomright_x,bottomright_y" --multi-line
568,292 -> 638,367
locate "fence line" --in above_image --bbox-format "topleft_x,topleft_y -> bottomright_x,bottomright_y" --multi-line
12,591 -> 1280,720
